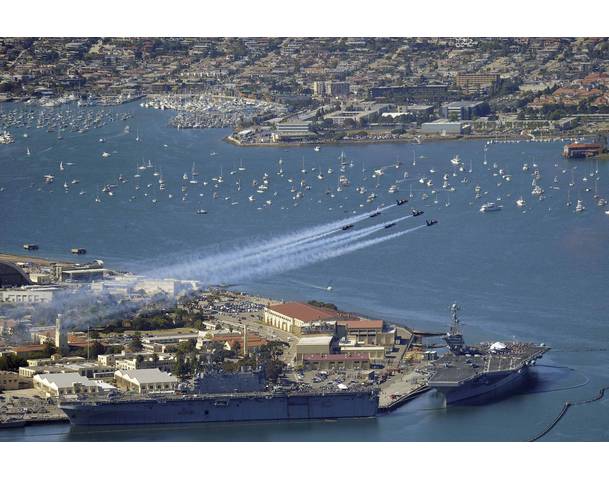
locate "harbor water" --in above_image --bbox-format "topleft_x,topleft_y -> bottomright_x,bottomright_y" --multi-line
1,103 -> 608,441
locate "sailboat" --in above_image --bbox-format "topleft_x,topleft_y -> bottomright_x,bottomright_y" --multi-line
59,161 -> 64,171
238,159 -> 246,171
26,147 -> 30,156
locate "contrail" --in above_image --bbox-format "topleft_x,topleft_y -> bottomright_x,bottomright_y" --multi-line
143,204 -> 399,279
202,224 -> 427,285
17,221 -> 428,329
147,213 -> 415,283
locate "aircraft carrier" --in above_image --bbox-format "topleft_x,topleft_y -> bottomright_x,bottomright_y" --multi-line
428,304 -> 549,405
59,371 -> 379,426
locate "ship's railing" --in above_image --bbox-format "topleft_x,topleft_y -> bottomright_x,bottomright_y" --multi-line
59,386 -> 379,405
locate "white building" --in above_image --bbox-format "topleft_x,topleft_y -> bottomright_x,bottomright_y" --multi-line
114,368 -> 178,394
33,372 -> 113,397
0,286 -> 62,303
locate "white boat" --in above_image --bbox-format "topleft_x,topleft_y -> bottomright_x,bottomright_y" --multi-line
575,200 -> 585,213
101,152 -> 110,158
450,155 -> 462,166
516,197 -> 526,208
59,161 -> 64,171
480,202 -> 502,212
531,185 -> 544,197
314,146 -> 320,152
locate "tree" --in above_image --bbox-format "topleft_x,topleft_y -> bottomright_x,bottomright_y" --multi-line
89,341 -> 105,358
129,332 -> 143,352
172,353 -> 190,380
43,341 -> 57,357
177,339 -> 197,354
0,354 -> 27,372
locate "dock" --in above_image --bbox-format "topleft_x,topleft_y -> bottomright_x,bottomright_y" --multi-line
378,385 -> 430,412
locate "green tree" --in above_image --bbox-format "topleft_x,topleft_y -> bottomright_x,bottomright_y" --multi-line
43,341 -> 57,357
89,341 -> 105,358
129,332 -> 143,352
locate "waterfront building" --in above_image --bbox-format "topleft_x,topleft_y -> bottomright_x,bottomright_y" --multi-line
33,372 -> 109,397
114,368 -> 178,394
0,261 -> 31,288
440,100 -> 489,121
336,319 -> 396,349
295,335 -> 335,363
272,121 -> 316,143
324,102 -> 391,126
562,143 -> 604,158
421,120 -> 470,135
0,286 -> 61,303
263,302 -> 339,335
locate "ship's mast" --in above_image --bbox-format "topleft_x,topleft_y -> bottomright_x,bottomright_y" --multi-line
445,303 -> 465,354
449,303 -> 461,336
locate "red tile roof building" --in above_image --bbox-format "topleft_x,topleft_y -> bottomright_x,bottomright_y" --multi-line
263,302 -> 339,335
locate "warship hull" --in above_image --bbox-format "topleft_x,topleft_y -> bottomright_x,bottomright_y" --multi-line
60,391 -> 379,426
432,365 -> 531,405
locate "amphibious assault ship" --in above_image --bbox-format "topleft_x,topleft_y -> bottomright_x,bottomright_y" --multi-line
59,370 -> 379,426
428,304 -> 549,405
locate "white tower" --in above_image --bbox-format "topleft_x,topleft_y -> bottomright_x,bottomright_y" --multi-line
55,314 -> 68,355
242,325 -> 248,356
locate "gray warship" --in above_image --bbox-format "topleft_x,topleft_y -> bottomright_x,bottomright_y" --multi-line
428,304 -> 549,405
59,370 -> 379,426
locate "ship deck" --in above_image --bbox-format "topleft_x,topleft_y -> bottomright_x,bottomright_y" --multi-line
428,343 -> 548,387
59,386 -> 378,406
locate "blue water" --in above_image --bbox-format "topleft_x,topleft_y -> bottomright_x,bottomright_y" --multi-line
1,103 -> 608,441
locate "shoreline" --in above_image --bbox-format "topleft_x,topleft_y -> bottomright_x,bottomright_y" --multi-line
224,132 -> 589,149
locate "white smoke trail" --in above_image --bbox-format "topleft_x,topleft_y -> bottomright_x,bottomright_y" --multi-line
144,203 -> 398,279
201,224 -> 427,285
147,213 -> 414,283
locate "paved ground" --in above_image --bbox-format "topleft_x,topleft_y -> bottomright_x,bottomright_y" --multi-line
0,389 -> 67,422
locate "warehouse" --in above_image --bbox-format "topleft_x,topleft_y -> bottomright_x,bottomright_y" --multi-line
295,335 -> 335,363
33,372 -> 111,397
114,368 -> 178,394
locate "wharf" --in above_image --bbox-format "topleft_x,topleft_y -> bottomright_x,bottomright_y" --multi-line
378,385 -> 430,412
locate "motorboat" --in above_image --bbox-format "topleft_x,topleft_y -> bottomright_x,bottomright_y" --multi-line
480,202 -> 502,212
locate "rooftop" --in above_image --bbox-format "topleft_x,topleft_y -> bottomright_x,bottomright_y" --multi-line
338,319 -> 384,330
34,372 -> 98,388
115,368 -> 177,384
297,335 -> 334,346
267,302 -> 338,323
